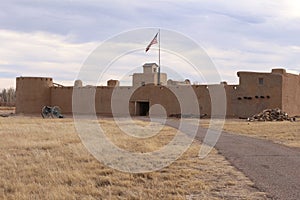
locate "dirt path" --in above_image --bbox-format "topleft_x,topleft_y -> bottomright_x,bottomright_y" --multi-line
166,119 -> 300,200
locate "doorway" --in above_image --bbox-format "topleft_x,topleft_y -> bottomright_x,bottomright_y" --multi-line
137,101 -> 149,116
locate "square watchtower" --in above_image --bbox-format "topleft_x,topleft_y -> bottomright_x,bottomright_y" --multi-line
132,63 -> 167,87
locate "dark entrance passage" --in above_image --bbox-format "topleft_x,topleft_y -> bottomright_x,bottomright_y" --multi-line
137,101 -> 149,116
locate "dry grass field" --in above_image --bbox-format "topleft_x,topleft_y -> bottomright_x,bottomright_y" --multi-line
199,119 -> 300,148
0,116 -> 268,199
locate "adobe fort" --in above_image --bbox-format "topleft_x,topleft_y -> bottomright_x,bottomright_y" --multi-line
16,63 -> 300,118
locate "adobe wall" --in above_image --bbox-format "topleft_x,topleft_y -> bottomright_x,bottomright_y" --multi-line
18,78 -> 187,116
50,87 -> 73,113
95,87 -> 115,115
227,71 -> 283,118
51,84 -> 204,117
16,69 -> 300,118
129,85 -> 181,116
16,77 -> 53,114
130,84 -> 226,117
53,85 -> 182,116
192,85 -> 212,116
51,86 -> 116,115
281,71 -> 300,116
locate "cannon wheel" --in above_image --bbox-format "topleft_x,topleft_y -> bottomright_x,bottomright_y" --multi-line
51,106 -> 62,118
41,106 -> 52,118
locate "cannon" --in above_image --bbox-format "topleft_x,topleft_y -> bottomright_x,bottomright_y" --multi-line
41,106 -> 64,118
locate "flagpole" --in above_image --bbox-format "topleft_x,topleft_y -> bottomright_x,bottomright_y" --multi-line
158,29 -> 161,85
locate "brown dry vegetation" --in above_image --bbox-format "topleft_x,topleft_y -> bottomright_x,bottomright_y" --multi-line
0,107 -> 14,114
0,117 -> 268,199
199,119 -> 300,148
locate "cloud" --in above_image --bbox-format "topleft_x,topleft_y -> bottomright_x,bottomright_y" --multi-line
205,40 -> 300,83
0,78 -> 15,90
0,29 -> 97,89
0,0 -> 300,89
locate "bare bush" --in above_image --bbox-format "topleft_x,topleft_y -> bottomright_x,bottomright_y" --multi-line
0,88 -> 16,106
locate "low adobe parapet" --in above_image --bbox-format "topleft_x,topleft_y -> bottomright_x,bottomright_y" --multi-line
272,68 -> 286,74
16,77 -> 53,80
16,76 -> 53,82
237,68 -> 288,77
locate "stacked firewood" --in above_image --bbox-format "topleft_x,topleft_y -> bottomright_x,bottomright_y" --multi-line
247,108 -> 292,122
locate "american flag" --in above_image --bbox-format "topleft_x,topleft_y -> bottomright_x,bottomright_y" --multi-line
145,33 -> 158,52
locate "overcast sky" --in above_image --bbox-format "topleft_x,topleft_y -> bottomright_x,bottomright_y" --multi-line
1,0 -> 300,89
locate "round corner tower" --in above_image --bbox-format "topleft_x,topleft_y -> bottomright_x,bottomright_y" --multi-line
16,77 -> 53,114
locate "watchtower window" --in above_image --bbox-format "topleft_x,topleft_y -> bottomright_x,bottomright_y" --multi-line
258,78 -> 264,85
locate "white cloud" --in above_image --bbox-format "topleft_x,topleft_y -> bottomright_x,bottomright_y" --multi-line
0,29 -> 98,89
1,0 -> 300,89
0,78 -> 15,90
279,1 -> 300,19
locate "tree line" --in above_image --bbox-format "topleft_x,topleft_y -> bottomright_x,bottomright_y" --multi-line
0,88 -> 16,106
